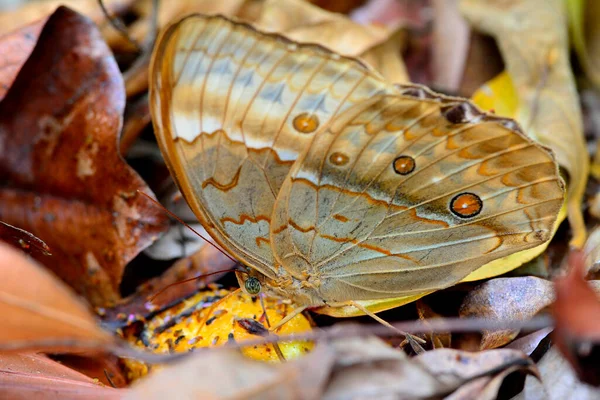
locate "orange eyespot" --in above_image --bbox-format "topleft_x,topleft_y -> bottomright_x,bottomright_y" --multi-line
393,155 -> 415,175
293,113 -> 319,133
450,192 -> 483,218
329,152 -> 349,166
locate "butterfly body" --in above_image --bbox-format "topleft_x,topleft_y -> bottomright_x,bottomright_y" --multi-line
150,14 -> 564,316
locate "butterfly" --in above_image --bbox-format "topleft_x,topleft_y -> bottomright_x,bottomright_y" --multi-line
148,14 -> 564,322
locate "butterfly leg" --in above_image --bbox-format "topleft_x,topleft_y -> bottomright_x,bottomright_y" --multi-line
348,300 -> 426,353
267,305 -> 308,333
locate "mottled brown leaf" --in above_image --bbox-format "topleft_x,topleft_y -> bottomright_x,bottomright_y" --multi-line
0,0 -> 135,37
553,251 -> 600,386
0,7 -> 169,307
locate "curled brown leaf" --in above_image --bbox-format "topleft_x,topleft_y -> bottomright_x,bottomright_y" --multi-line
0,6 -> 169,307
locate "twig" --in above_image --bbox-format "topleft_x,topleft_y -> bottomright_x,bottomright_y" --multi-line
97,0 -> 142,52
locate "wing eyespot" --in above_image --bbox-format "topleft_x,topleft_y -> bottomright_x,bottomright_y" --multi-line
329,152 -> 350,166
450,192 -> 483,218
393,155 -> 416,175
293,113 -> 319,134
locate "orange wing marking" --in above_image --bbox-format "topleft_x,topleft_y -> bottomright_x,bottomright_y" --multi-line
220,214 -> 271,225
202,166 -> 242,191
333,214 -> 349,222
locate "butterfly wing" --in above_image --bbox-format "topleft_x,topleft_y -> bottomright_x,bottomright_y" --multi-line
149,15 -> 397,277
271,85 -> 564,302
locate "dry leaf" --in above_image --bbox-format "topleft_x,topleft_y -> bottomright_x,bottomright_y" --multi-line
0,242 -> 113,352
431,0 -> 470,93
0,221 -> 50,257
52,353 -> 128,388
506,328 -> 553,356
0,0 -> 135,37
256,0 -> 408,82
553,251 -> 600,386
0,352 -> 122,399
0,7 -> 169,307
461,0 -> 589,247
459,277 -> 554,349
515,347 -> 600,400
126,342 -> 334,399
0,19 -> 44,101
105,0 -> 251,52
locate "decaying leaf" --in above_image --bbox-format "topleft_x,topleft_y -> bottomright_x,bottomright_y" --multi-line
0,7 -> 169,307
256,0 -> 409,82
459,277 -> 555,349
0,352 -> 122,399
0,242 -> 113,352
0,19 -> 44,101
516,346 -> 600,400
553,251 -> 600,386
461,0 -> 589,247
0,0 -> 135,37
0,221 -> 50,257
126,342 -> 333,400
104,0 -> 253,52
125,335 -> 539,399
506,328 -> 553,356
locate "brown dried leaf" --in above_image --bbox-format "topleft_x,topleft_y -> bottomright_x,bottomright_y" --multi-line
553,251 -> 600,386
0,352 -> 122,399
0,242 -> 113,352
51,354 -> 128,388
105,0 -> 251,52
0,19 -> 44,101
0,0 -> 135,37
0,7 -> 169,307
0,221 -> 50,257
256,0 -> 409,82
459,277 -> 554,349
460,0 -> 589,247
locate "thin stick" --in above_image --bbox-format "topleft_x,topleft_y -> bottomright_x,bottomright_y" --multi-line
97,0 -> 142,52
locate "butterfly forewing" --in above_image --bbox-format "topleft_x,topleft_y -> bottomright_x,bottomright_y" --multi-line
150,15 -> 397,277
271,90 -> 564,302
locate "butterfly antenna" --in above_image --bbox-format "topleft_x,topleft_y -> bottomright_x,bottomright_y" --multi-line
147,267 -> 243,303
137,190 -> 237,264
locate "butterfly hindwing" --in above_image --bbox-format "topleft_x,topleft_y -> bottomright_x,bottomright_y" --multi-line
150,15 -> 397,277
271,86 -> 564,302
